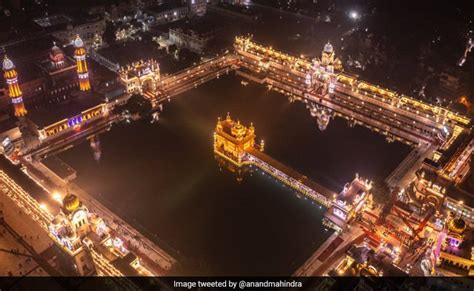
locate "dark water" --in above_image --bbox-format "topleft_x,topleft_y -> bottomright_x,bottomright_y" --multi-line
58,74 -> 411,275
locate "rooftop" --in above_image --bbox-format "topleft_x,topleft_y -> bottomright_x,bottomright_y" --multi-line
167,17 -> 218,38
41,156 -> 76,181
446,184 -> 474,209
443,228 -> 474,261
27,91 -> 104,128
33,14 -> 72,28
338,178 -> 369,205
98,41 -> 161,66
1,35 -> 68,84
345,244 -> 408,277
111,253 -> 140,276
416,167 -> 474,208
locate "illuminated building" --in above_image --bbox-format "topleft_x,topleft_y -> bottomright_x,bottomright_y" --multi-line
213,112 -> 255,165
38,42 -> 79,98
324,175 -> 372,231
0,38 -> 86,108
17,40 -> 111,143
2,55 -> 27,117
169,25 -> 214,54
410,133 -> 474,222
331,242 -> 406,278
49,15 -> 106,48
411,169 -> 448,211
49,193 -> 100,275
48,192 -> 150,276
234,36 -> 471,146
28,100 -> 108,142
73,35 -> 91,91
435,216 -> 474,276
33,14 -> 106,48
223,0 -> 251,6
119,59 -> 160,95
446,217 -> 467,248
147,4 -> 189,24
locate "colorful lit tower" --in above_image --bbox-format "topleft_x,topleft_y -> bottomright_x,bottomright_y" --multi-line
2,55 -> 27,117
73,35 -> 91,91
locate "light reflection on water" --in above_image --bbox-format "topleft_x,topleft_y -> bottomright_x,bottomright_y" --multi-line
58,74 -> 410,275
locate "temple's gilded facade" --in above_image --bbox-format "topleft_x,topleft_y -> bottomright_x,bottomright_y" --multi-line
213,113 -> 255,165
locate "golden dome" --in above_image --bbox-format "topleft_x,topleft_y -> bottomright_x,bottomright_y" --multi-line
448,217 -> 466,234
62,193 -> 80,213
231,121 -> 246,139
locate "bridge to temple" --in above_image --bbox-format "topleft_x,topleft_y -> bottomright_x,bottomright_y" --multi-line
213,114 -> 334,208
152,53 -> 240,102
245,147 -> 333,207
119,53 -> 240,104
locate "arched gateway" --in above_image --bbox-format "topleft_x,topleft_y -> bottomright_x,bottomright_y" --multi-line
119,59 -> 160,96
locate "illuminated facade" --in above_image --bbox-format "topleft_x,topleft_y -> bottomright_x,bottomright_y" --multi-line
73,35 -> 91,91
37,103 -> 107,141
51,15 -> 106,48
439,138 -> 474,185
233,36 -> 471,146
119,59 -> 160,95
411,169 -> 447,211
314,42 -> 343,74
411,152 -> 474,223
49,193 -> 100,275
169,27 -> 213,54
213,113 -> 255,165
445,217 -> 467,248
2,56 -> 27,117
435,217 -> 474,276
325,175 -> 372,231
48,192 -> 149,276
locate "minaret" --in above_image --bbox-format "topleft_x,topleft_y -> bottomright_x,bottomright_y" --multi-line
2,55 -> 27,117
73,35 -> 91,91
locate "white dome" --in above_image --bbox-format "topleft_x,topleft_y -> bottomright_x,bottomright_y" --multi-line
2,56 -> 14,71
323,42 -> 334,53
73,35 -> 84,48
